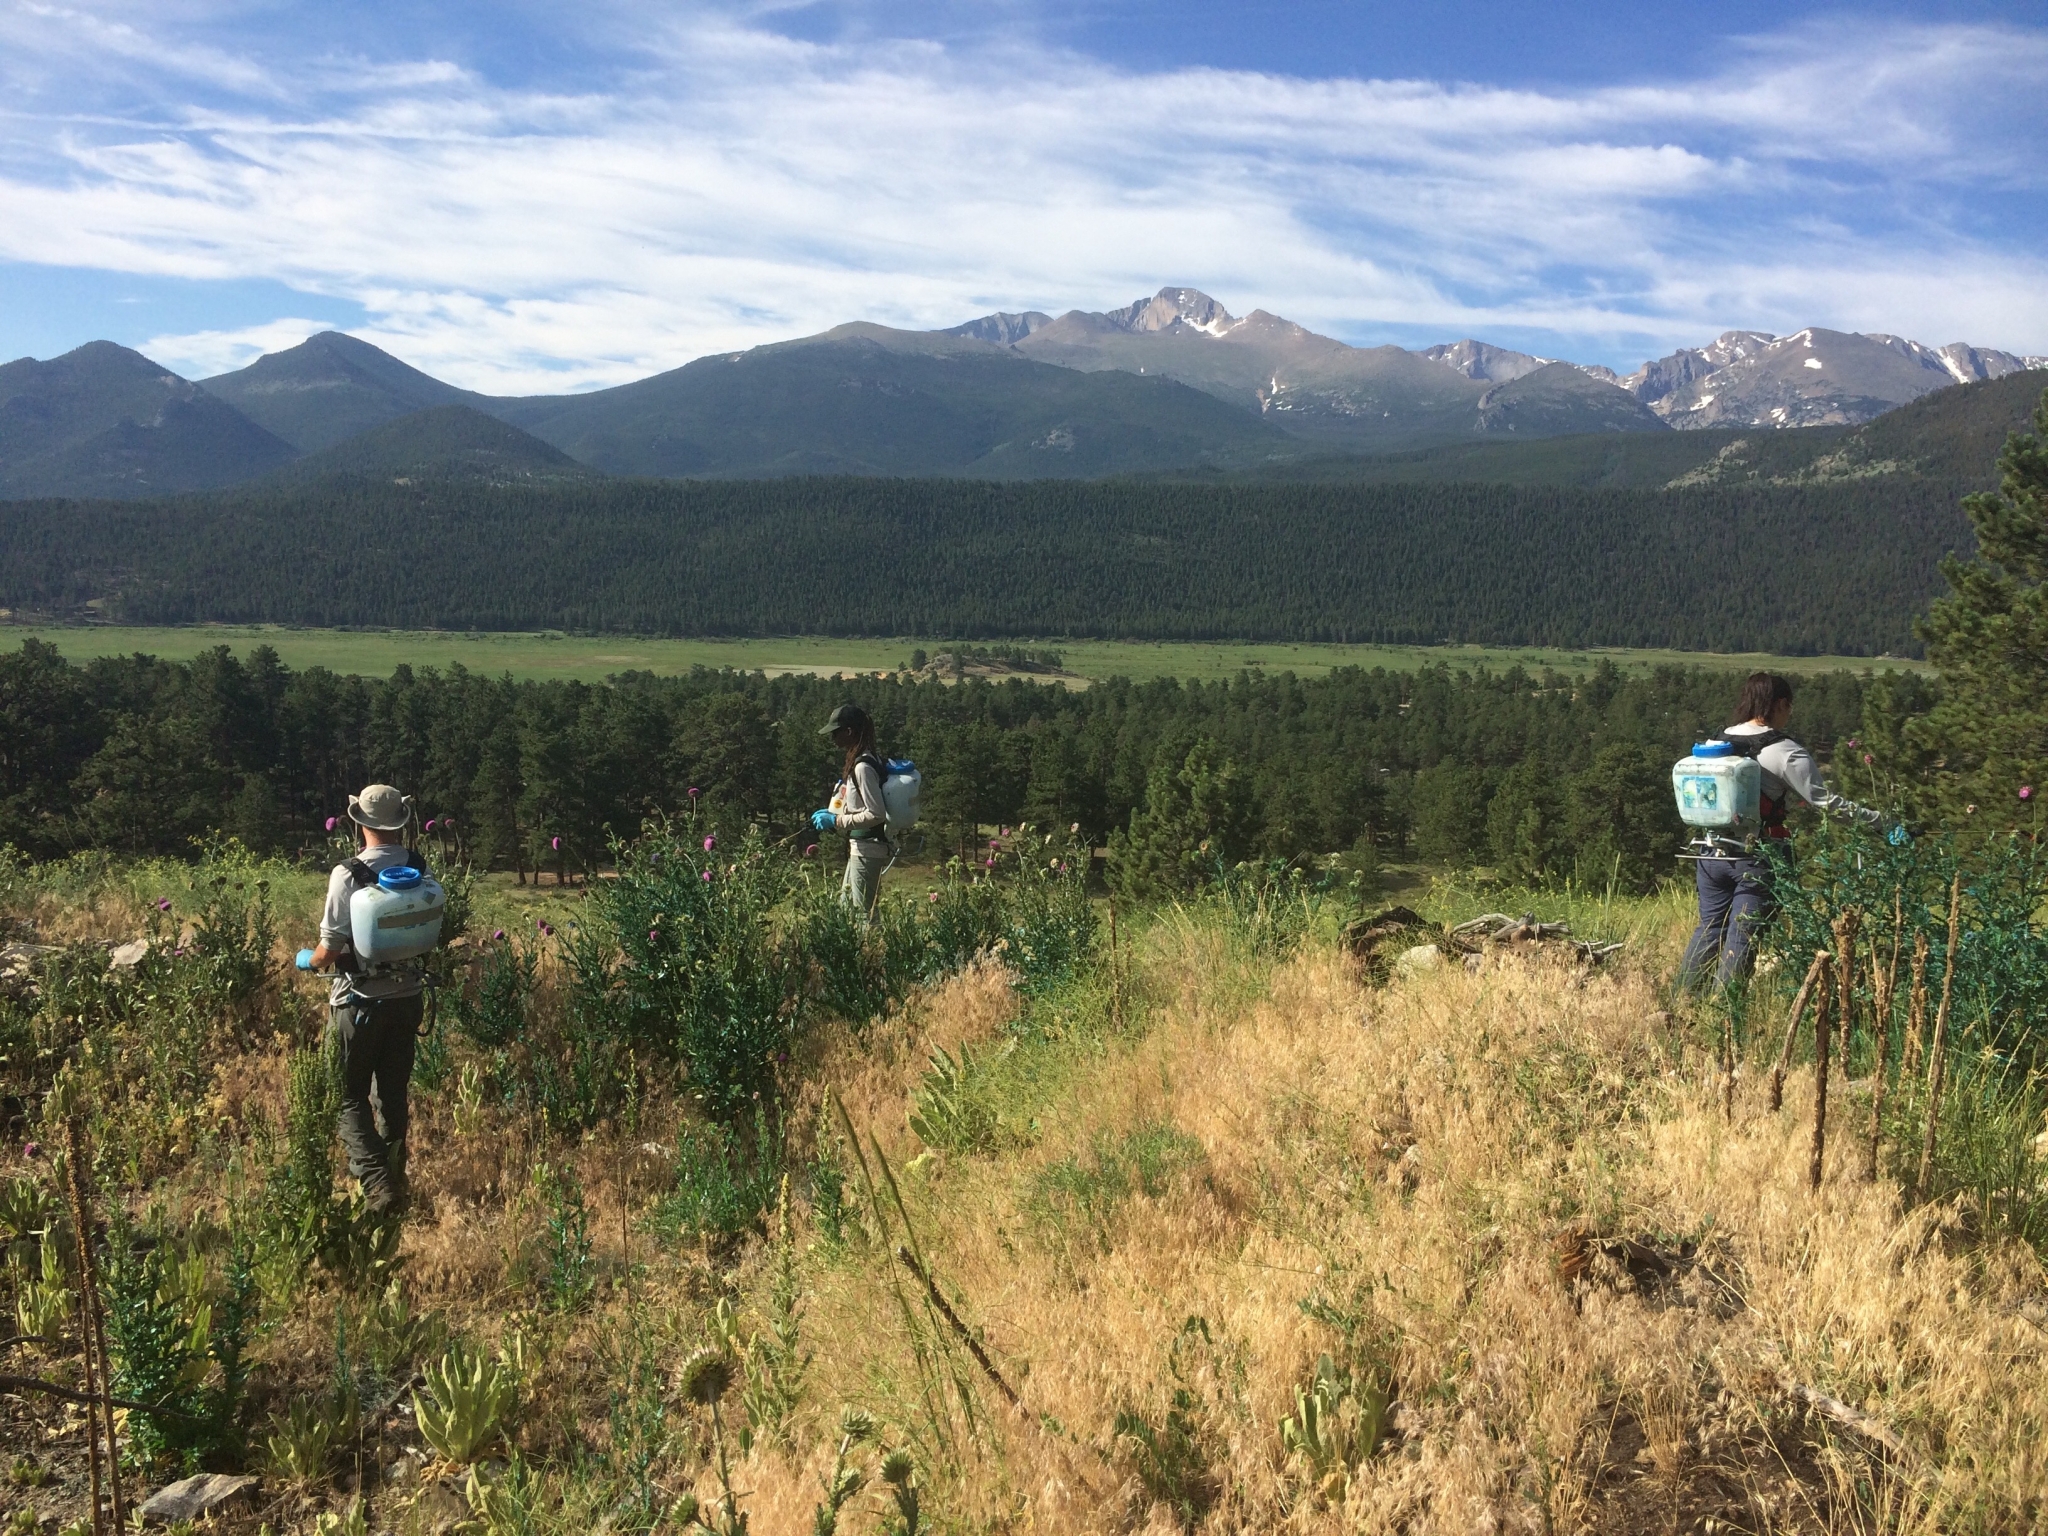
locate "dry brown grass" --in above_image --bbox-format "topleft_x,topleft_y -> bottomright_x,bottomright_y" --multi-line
698,924 -> 2048,1534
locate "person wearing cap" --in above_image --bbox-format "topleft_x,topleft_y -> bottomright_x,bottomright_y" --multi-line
812,705 -> 890,916
299,784 -> 424,1214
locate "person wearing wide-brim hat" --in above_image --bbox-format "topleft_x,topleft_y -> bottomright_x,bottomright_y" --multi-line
299,783 -> 424,1214
810,705 -> 891,917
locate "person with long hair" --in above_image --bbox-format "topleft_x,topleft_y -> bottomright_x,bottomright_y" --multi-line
812,703 -> 891,915
1679,671 -> 1882,987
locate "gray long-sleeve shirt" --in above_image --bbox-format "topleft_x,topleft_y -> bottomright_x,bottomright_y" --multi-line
1723,723 -> 1880,826
834,756 -> 887,838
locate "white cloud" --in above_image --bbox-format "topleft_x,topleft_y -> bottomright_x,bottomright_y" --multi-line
3,4 -> 2045,388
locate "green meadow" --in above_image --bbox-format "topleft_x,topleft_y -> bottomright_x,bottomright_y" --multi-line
0,623 -> 1925,683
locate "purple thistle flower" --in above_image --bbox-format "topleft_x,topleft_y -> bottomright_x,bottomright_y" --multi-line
325,816 -> 339,831
424,818 -> 437,832
688,786 -> 700,798
492,928 -> 505,941
929,891 -> 941,903
1863,753 -> 1874,765
703,835 -> 716,852
649,928 -> 660,942
803,843 -> 818,858
701,869 -> 713,882
157,897 -> 172,911
551,835 -> 562,850
2023,785 -> 2035,802
22,1141 -> 38,1159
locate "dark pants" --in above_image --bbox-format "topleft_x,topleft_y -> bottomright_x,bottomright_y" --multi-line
327,994 -> 422,1199
1680,855 -> 1776,989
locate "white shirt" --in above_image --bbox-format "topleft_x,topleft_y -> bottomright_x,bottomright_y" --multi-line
1723,722 -> 1880,826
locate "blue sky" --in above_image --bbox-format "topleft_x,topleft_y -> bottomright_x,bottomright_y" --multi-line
2,0 -> 2044,390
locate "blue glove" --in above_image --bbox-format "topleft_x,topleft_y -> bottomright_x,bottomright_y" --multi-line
810,808 -> 837,833
295,948 -> 317,971
1887,823 -> 1912,847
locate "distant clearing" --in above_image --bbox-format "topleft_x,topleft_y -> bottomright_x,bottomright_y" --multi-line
0,624 -> 1929,683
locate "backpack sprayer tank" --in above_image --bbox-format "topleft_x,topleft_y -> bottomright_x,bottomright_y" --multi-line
348,865 -> 445,965
1672,741 -> 1761,831
882,758 -> 922,833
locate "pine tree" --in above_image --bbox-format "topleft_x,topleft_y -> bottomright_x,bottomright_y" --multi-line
1904,387 -> 2048,829
1106,740 -> 1254,899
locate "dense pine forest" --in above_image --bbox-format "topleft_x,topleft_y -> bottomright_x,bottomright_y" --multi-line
0,472 -> 1967,654
0,638 -> 1900,892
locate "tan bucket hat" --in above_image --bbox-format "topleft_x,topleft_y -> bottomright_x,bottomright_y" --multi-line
347,784 -> 412,832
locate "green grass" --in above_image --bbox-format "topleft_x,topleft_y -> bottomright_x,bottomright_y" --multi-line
0,624 -> 1926,685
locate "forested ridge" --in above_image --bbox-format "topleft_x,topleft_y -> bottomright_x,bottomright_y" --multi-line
0,471 -> 1966,653
0,637 -> 1905,893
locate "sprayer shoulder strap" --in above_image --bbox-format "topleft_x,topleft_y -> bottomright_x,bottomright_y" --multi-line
1725,730 -> 1788,758
343,850 -> 423,891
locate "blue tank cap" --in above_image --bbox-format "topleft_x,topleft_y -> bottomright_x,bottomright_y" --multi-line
1691,741 -> 1734,758
377,865 -> 424,891
886,758 -> 916,774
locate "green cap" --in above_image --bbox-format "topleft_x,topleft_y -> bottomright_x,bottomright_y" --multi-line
819,704 -> 869,736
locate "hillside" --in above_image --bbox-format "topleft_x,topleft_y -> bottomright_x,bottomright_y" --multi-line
1184,372 -> 2047,492
0,473 -> 1968,653
488,330 -> 1296,477
200,331 -> 489,451
260,403 -> 597,485
0,341 -> 295,497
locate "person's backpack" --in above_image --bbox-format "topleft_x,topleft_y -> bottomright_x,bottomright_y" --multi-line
881,758 -> 922,832
341,852 -> 445,968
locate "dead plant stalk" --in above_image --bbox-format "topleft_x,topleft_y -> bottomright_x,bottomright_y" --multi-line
1916,874 -> 1963,1198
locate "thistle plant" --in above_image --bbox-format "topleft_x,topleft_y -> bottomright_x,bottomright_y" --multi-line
414,1339 -> 521,1464
879,1448 -> 921,1536
810,1407 -> 876,1536
676,1348 -> 747,1535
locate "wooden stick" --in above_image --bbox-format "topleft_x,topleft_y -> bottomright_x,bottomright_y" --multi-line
63,1120 -> 112,1536
1770,951 -> 1831,1113
0,1375 -> 202,1417
1809,965 -> 1834,1191
1916,875 -> 1963,1199
1902,931 -> 1930,1079
1865,892 -> 1903,1181
1835,908 -> 1861,1059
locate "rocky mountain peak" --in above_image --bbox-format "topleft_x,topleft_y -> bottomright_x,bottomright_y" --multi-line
1104,287 -> 1240,336
941,311 -> 1052,345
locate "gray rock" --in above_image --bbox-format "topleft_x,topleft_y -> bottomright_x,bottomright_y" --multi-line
140,1474 -> 258,1523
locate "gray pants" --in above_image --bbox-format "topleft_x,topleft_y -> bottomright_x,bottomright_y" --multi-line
842,840 -> 891,917
327,994 -> 422,1199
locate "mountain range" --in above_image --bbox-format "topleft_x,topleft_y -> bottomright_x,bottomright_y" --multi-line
2,288 -> 2041,498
